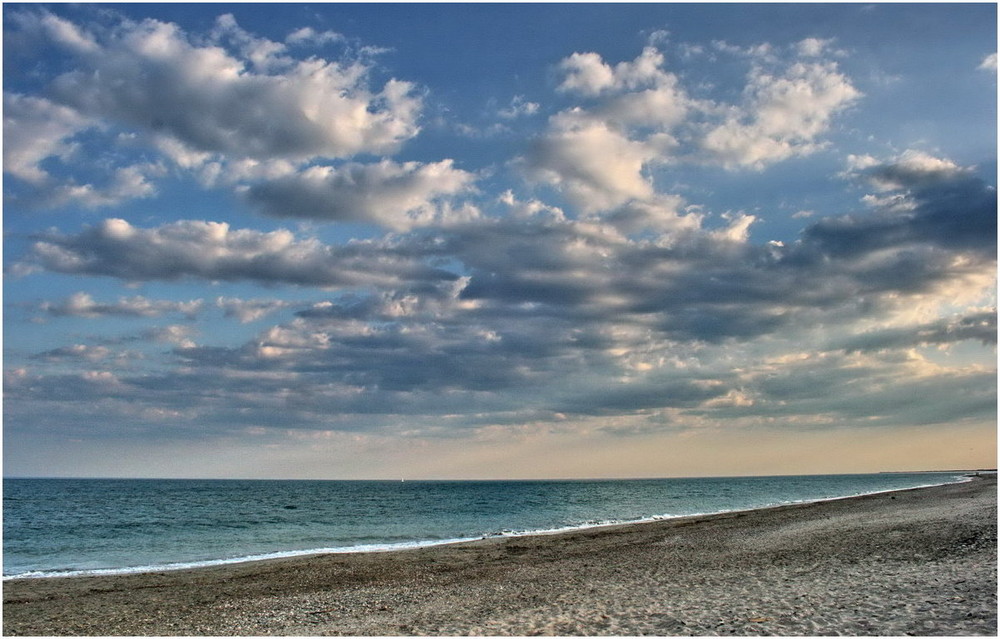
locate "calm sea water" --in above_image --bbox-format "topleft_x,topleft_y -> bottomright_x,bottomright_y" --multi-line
3,472 -> 968,579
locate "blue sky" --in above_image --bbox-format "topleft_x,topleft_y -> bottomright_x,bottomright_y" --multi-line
3,3 -> 996,479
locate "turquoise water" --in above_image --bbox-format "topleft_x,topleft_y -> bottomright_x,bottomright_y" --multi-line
3,472 -> 968,578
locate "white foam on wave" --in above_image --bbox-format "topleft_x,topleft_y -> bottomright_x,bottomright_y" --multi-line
2,536 -> 486,580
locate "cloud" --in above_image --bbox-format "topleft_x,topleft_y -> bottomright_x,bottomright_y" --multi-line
599,194 -> 700,235
470,154 -> 994,348
522,43 -> 860,219
4,10 -> 425,210
7,173 -> 994,439
248,149 -> 995,359
518,46 -> 700,215
3,93 -> 164,208
498,95 -> 540,120
15,218 -> 460,287
15,154 -> 994,411
25,344 -> 142,376
31,192 -> 989,432
835,310 -> 997,353
3,15 -> 994,456
555,376 -> 730,417
701,61 -> 861,169
29,11 -> 421,163
796,37 -> 834,58
685,348 -> 997,430
216,297 -> 292,323
596,80 -> 691,130
39,292 -> 203,319
2,93 -> 94,185
29,164 -> 164,210
847,149 -> 972,192
145,324 -> 198,348
241,159 -> 478,230
30,344 -> 114,363
522,111 -> 663,212
805,151 -> 997,257
208,13 -> 288,73
557,46 -> 670,96
285,26 -> 344,47
979,52 -> 998,71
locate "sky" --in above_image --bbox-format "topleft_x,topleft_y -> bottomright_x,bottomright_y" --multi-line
3,3 -> 997,480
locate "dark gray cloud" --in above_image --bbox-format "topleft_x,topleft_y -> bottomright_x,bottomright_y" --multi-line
148,151 -> 994,425
835,311 -> 997,353
242,160 -> 477,230
696,350 -> 998,429
799,173 -> 997,259
446,156 -> 995,345
215,297 -> 293,323
15,218 -> 460,288
30,344 -> 115,363
38,292 -> 203,319
807,151 -> 996,260
553,377 -> 730,417
17,149 -> 992,414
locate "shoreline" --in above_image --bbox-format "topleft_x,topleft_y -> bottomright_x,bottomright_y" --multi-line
3,473 -> 978,582
4,475 -> 996,636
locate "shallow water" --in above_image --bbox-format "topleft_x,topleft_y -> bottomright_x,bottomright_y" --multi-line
3,472 -> 968,578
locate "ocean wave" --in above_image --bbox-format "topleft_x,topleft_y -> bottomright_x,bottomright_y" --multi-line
4,472 -> 975,580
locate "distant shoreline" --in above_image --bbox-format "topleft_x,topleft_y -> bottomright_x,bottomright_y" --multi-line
879,468 -> 997,474
4,475 -> 995,636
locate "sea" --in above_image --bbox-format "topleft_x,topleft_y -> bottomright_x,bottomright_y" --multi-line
3,472 -> 971,579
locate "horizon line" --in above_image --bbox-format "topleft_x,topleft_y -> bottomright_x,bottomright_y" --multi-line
4,469 -> 993,483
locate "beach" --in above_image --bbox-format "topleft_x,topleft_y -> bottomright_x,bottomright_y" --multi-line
3,475 -> 995,636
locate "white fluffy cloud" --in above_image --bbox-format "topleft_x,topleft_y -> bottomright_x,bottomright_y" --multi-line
523,111 -> 663,212
4,11 -> 428,214
701,61 -> 861,169
523,43 -> 861,219
523,47 -> 693,215
285,26 -> 345,47
3,93 -> 94,184
37,12 -> 421,163
796,37 -> 834,58
557,47 -> 671,96
40,164 -> 164,210
597,80 -> 691,130
498,95 -> 540,119
3,91 -> 164,209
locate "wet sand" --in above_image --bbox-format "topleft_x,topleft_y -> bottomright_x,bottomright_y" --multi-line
3,475 -> 996,636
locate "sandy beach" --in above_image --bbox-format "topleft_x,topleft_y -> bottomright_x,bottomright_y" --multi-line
3,475 -> 995,636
